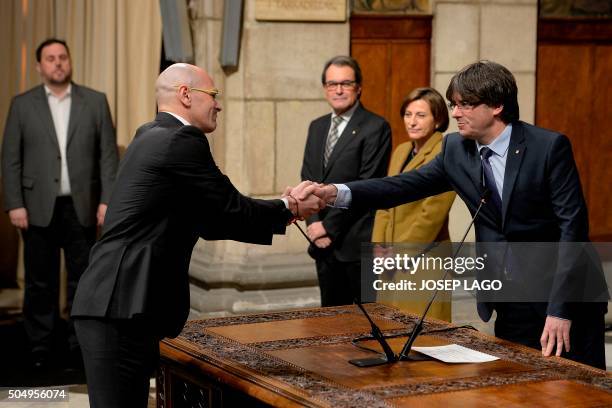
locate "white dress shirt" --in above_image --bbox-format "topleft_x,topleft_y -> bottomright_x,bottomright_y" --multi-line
45,84 -> 72,196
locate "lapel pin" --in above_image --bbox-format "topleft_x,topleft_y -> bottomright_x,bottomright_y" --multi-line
352,130 -> 356,134
515,149 -> 520,154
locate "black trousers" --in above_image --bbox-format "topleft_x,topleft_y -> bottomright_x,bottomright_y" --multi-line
315,256 -> 361,307
22,197 -> 96,353
494,302 -> 606,370
74,317 -> 160,408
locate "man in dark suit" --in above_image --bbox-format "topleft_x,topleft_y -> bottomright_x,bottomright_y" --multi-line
71,63 -> 324,408
1,38 -> 118,368
305,61 -> 606,369
301,55 -> 391,306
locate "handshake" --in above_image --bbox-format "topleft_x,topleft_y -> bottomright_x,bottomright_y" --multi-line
282,181 -> 338,221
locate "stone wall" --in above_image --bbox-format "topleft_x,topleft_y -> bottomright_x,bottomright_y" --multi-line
188,0 -> 350,317
431,0 -> 538,241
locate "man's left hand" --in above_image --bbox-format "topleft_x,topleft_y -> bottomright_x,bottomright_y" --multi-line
540,315 -> 571,357
97,204 -> 108,227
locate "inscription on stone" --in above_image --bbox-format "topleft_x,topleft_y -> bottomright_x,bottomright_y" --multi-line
255,0 -> 346,22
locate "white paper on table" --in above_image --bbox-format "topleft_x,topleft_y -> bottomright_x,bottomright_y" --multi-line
411,344 -> 499,363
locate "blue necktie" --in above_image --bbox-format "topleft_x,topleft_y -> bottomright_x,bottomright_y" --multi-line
480,147 -> 502,216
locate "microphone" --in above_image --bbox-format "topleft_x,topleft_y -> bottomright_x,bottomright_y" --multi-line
398,188 -> 490,360
348,189 -> 491,367
348,239 -> 455,367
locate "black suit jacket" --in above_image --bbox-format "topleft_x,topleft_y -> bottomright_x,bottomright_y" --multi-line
2,84 -> 118,227
301,103 -> 391,262
347,121 -> 606,320
72,113 -> 291,338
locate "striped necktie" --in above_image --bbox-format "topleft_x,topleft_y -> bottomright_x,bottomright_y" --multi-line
323,115 -> 343,167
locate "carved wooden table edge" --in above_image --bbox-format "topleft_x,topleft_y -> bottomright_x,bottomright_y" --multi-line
159,337 -> 331,408
158,304 -> 611,407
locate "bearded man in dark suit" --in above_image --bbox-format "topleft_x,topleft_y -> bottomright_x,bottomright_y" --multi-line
301,55 -> 391,306
306,61 -> 607,369
2,38 -> 118,369
71,63 -> 324,408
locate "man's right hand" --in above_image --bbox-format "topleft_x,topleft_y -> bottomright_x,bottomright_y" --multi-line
8,207 -> 28,230
296,183 -> 337,206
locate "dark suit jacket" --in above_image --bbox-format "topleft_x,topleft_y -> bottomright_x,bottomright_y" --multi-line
71,113 -> 292,338
2,83 -> 118,227
347,121 -> 606,320
301,103 -> 391,262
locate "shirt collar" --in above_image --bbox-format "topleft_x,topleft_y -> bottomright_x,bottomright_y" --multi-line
44,83 -> 72,99
331,100 -> 360,123
162,111 -> 191,126
477,123 -> 512,158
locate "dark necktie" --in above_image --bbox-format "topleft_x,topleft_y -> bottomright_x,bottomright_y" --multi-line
480,147 -> 502,215
324,116 -> 343,167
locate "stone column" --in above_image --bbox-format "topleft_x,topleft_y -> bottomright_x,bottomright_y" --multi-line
188,0 -> 349,317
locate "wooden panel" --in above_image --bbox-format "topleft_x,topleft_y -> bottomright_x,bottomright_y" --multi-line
351,15 -> 432,39
351,41 -> 389,120
536,44 -> 592,190
538,18 -> 612,43
270,336 -> 531,389
588,45 -> 612,240
351,16 -> 432,150
536,18 -> 612,241
390,42 -> 431,147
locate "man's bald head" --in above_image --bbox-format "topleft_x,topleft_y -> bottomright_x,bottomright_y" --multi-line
156,63 -> 199,106
155,63 -> 221,133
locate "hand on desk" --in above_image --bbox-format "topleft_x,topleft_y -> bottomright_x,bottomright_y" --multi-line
540,315 -> 571,357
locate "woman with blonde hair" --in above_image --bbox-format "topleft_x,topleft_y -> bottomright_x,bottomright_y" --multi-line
372,87 -> 456,321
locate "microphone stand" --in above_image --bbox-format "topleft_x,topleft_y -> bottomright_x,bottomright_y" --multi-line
398,190 -> 490,360
348,190 -> 491,367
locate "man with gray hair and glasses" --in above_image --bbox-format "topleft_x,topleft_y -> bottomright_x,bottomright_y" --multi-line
300,55 -> 391,307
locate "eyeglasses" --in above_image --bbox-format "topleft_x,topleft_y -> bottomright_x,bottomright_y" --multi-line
448,100 -> 480,111
324,81 -> 357,91
173,85 -> 220,99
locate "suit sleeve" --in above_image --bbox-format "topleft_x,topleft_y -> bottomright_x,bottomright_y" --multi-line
166,127 -> 290,244
322,119 -> 392,241
545,134 -> 590,318
347,137 -> 453,213
1,97 -> 24,211
97,94 -> 118,204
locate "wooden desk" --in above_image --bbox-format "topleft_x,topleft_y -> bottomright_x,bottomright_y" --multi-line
157,304 -> 612,407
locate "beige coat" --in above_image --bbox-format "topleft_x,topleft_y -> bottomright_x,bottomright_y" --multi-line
372,132 -> 456,321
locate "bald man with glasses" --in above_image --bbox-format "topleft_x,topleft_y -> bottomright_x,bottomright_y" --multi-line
71,63 -> 324,408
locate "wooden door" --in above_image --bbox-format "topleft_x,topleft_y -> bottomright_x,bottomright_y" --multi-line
351,15 -> 432,149
536,18 -> 612,241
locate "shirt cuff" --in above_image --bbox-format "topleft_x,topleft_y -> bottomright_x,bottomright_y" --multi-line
333,184 -> 351,209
